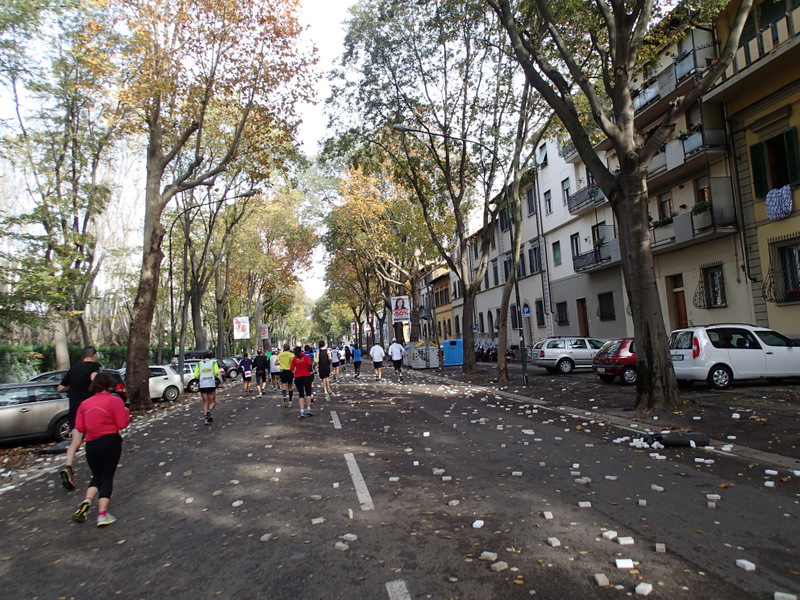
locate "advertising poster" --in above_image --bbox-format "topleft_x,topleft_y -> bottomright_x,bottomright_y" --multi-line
233,316 -> 250,340
391,295 -> 410,323
258,324 -> 269,339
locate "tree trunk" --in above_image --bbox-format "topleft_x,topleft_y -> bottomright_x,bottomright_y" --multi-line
497,273 -> 514,382
460,286 -> 478,374
617,174 -> 680,410
126,199 -> 164,411
53,318 -> 70,370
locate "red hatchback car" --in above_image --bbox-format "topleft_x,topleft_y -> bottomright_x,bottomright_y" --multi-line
592,338 -> 637,385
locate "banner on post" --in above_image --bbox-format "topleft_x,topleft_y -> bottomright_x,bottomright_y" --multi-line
233,317 -> 250,340
258,324 -> 269,339
391,296 -> 410,323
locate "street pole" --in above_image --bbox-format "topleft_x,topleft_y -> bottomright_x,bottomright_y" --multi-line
167,189 -> 259,375
392,123 -> 529,384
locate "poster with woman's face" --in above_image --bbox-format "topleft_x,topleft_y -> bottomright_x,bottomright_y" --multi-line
391,295 -> 410,323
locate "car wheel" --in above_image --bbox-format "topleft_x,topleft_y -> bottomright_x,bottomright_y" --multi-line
707,365 -> 732,390
556,358 -> 574,374
621,366 -> 637,385
54,416 -> 71,442
187,379 -> 199,393
598,374 -> 616,383
229,369 -> 240,379
677,380 -> 694,389
162,385 -> 180,401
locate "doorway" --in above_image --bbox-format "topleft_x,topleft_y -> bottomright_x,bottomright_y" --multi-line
576,298 -> 589,336
670,274 -> 688,329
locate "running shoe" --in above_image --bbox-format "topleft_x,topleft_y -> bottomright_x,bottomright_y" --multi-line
206,410 -> 213,423
288,402 -> 293,408
97,513 -> 116,527
73,499 -> 91,523
282,401 -> 288,408
298,413 -> 305,419
60,466 -> 75,491
305,410 -> 313,417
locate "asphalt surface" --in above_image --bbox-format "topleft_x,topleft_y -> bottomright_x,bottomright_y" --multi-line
0,363 -> 798,600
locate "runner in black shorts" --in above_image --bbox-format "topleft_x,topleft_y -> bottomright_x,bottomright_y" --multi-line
252,350 -> 268,396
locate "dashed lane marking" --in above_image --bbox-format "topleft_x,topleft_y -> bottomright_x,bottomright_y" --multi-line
385,579 -> 412,600
344,452 -> 374,511
330,410 -> 342,429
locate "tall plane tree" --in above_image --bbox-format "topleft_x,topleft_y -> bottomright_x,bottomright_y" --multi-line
119,0 -> 314,409
489,0 -> 753,409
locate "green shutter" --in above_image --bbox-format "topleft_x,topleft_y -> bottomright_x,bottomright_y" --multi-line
750,142 -> 768,198
784,127 -> 800,186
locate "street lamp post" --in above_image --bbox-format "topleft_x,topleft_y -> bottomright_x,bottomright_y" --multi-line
393,123 -> 529,384
168,189 -> 259,375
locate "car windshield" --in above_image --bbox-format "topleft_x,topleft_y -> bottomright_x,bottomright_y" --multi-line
600,340 -> 622,354
589,339 -> 606,349
669,331 -> 693,350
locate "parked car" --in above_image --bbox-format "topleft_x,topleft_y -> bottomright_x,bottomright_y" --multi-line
531,336 -> 606,373
219,357 -> 240,379
668,324 -> 800,389
593,338 -> 637,384
29,369 -> 128,405
119,365 -> 184,400
0,381 -> 71,443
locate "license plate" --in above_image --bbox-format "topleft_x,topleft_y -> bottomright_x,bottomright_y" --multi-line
596,367 -> 606,373
671,354 -> 684,361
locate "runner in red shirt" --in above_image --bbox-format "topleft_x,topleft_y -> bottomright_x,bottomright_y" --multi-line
71,373 -> 130,527
290,346 -> 314,419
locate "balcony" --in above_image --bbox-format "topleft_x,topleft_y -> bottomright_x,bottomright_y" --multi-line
573,238 -> 620,273
707,5 -> 800,103
649,177 -> 738,253
647,126 -> 727,190
567,183 -> 607,216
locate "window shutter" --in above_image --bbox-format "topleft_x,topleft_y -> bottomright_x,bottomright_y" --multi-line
784,127 -> 800,186
749,142 -> 768,198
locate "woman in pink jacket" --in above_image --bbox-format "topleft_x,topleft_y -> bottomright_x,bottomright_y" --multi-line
71,373 -> 130,527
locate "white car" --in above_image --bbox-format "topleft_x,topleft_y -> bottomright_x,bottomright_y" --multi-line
669,324 -> 800,389
120,365 -> 184,401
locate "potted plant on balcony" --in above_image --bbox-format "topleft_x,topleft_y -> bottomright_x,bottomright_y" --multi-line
691,200 -> 712,230
651,212 -> 677,244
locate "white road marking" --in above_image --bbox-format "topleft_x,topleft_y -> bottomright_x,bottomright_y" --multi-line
344,452 -> 374,511
385,580 -> 412,600
330,410 -> 342,429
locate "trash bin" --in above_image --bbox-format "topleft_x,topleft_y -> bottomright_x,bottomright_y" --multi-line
441,339 -> 463,366
406,340 -> 441,369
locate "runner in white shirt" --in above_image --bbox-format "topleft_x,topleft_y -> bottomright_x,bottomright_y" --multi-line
269,351 -> 281,390
369,342 -> 385,381
387,338 -> 406,382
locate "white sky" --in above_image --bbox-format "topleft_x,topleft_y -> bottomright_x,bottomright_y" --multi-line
296,0 -> 355,299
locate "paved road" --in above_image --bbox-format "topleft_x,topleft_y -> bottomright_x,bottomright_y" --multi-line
0,368 -> 798,599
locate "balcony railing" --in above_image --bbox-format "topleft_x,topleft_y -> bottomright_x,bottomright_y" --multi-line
573,238 -> 618,272
567,183 -> 605,215
722,6 -> 800,82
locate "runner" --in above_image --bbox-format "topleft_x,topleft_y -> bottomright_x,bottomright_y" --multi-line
352,345 -> 362,379
291,346 -> 314,419
369,342 -> 385,381
70,373 -> 130,527
277,343 -> 295,408
344,344 -> 352,366
239,352 -> 253,394
330,344 -> 340,381
304,344 -> 316,404
387,337 -> 405,382
338,345 -> 347,375
194,352 -> 221,424
252,350 -> 269,396
269,349 -> 281,389
317,340 -> 333,397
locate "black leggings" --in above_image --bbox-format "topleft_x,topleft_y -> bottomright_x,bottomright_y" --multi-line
294,375 -> 313,398
86,433 -> 122,499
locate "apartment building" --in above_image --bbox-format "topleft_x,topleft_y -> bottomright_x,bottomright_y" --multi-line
435,2 -> 800,350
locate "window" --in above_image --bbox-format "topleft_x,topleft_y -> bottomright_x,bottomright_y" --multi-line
553,241 -> 562,266
538,143 -> 548,167
484,268 -> 490,290
499,206 -> 515,232
518,251 -> 526,277
503,254 -> 512,280
555,301 -> 569,325
544,190 -> 552,214
490,231 -> 496,250
487,310 -> 494,334
528,244 -> 542,273
764,235 -> 800,302
570,338 -> 587,349
750,127 -> 800,197
526,187 -> 536,216
492,260 -> 499,287
591,221 -> 606,245
658,192 -> 673,220
695,175 -> 711,205
535,299 -> 545,327
561,178 -> 571,205
479,312 -> 485,334
598,291 -> 616,320
510,304 -> 519,330
570,233 -> 581,257
454,315 -> 460,335
703,265 -> 727,308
